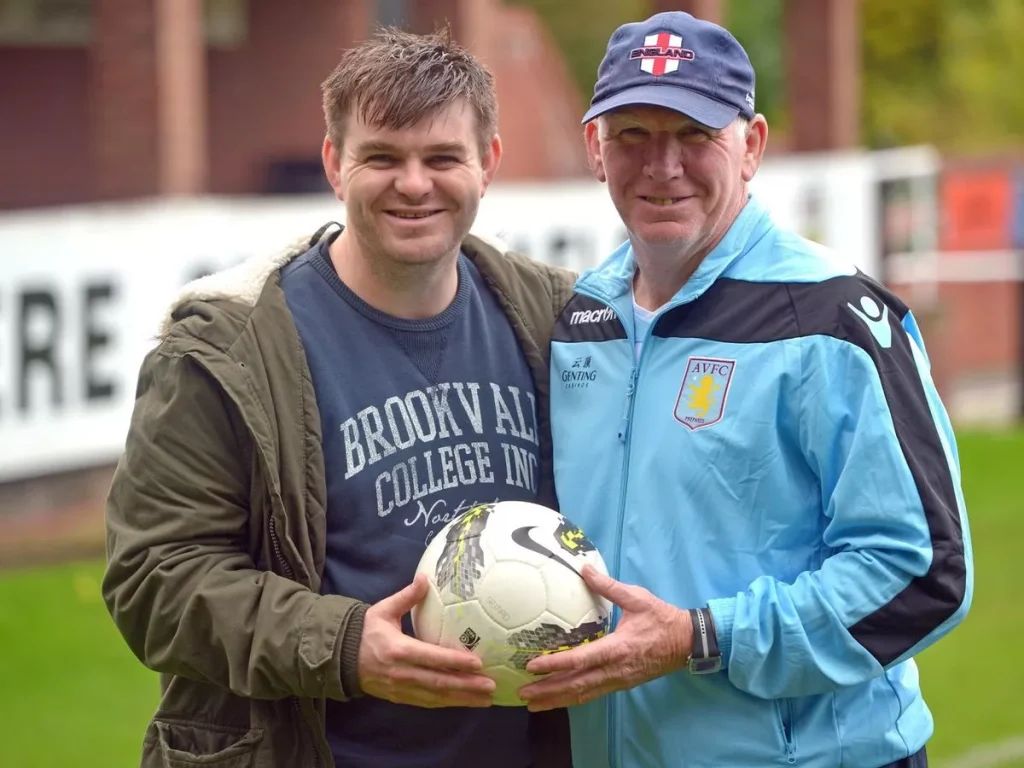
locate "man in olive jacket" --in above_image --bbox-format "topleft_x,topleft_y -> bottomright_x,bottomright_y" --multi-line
103,28 -> 575,768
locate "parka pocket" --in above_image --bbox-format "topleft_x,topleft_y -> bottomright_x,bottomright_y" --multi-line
146,719 -> 262,767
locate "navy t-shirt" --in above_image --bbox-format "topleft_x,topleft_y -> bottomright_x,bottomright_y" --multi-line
281,234 -> 540,768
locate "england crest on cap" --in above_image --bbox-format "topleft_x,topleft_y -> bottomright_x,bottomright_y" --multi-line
629,33 -> 696,77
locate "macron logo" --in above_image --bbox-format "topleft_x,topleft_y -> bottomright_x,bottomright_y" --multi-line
570,307 -> 616,325
847,296 -> 892,349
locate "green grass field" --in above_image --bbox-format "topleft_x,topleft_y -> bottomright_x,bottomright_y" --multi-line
1,429 -> 1022,767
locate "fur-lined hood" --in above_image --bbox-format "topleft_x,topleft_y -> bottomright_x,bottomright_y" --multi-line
158,233 -> 315,338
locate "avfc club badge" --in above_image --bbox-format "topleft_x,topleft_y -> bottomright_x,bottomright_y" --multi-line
674,357 -> 736,431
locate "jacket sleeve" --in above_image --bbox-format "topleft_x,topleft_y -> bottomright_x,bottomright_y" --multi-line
707,308 -> 973,700
102,347 -> 366,701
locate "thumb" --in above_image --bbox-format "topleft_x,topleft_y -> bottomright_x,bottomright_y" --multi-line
582,565 -> 642,609
379,572 -> 429,618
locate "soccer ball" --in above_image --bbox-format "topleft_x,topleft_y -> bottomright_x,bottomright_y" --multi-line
411,500 -> 612,706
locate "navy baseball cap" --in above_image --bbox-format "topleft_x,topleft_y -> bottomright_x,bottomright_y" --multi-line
583,12 -> 756,129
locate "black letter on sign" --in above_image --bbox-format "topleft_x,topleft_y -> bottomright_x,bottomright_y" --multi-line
18,290 -> 61,412
84,282 -> 116,401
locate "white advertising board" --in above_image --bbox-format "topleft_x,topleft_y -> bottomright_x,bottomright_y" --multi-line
0,146 -> 938,481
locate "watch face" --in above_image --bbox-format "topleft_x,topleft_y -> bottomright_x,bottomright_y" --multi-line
689,657 -> 723,675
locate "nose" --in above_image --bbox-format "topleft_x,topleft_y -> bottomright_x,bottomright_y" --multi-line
393,159 -> 433,200
642,133 -> 685,182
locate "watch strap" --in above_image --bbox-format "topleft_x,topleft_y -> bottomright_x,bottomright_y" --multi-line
687,607 -> 722,674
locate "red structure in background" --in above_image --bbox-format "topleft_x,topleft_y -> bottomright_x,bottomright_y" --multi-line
886,156 -> 1024,423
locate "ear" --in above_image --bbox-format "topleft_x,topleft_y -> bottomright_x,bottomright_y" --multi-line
321,135 -> 345,202
585,121 -> 606,183
480,133 -> 503,196
740,115 -> 768,183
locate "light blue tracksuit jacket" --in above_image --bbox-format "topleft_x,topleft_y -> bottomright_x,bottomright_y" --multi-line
549,196 -> 973,768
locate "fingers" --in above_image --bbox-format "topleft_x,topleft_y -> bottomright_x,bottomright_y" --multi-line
582,565 -> 640,608
368,656 -> 496,709
376,572 -> 429,618
525,634 -> 612,676
368,618 -> 485,673
392,664 -> 496,696
376,679 -> 494,709
519,668 -> 617,712
398,635 -> 485,673
361,591 -> 499,708
526,647 -> 585,677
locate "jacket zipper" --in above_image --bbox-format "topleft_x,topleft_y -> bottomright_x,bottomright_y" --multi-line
611,362 -> 636,768
575,286 -> 653,768
574,275 -> 722,766
777,699 -> 797,764
268,515 -> 294,580
188,354 -> 324,768
618,368 -> 637,443
267,481 -> 324,768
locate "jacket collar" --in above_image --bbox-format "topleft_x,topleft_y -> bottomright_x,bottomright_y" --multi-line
576,193 -> 773,308
158,225 -> 518,337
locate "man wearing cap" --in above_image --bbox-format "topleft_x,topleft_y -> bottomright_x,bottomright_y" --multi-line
518,11 -> 972,768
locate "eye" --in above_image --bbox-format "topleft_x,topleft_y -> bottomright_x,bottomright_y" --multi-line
678,126 -> 710,140
428,155 -> 461,167
616,127 -> 649,143
365,154 -> 396,166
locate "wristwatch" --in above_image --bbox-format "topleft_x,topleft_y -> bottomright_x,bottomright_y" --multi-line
686,607 -> 723,674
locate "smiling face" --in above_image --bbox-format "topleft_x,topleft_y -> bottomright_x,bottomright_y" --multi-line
322,100 -> 501,269
586,104 -> 766,261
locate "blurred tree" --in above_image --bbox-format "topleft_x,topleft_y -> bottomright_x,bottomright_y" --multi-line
862,0 -> 943,149
940,0 -> 1024,152
724,0 -> 785,131
508,0 -> 648,106
512,0 -> 786,128
519,0 -> 1024,151
863,0 -> 1024,151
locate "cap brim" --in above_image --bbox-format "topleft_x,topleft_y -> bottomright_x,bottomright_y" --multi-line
582,84 -> 740,130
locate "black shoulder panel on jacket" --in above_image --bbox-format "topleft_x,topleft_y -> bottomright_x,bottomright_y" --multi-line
657,274 -> 965,667
553,294 -> 628,343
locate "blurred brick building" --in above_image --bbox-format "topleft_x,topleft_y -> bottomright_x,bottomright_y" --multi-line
1,0 -> 1021,414
2,0 -> 871,211
0,0 -> 592,210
